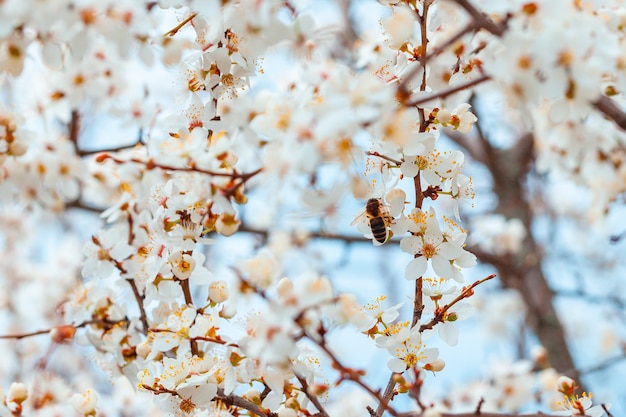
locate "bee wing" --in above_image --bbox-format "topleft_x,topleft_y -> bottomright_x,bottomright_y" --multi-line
350,210 -> 369,227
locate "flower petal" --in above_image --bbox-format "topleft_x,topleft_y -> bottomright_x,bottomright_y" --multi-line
405,257 -> 427,280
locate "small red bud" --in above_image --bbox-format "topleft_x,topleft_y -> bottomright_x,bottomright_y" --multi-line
50,325 -> 77,343
95,153 -> 110,163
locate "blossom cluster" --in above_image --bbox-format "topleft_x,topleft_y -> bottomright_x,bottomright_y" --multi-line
0,0 -> 620,416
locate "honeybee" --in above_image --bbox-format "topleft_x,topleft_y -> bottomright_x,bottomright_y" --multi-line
351,198 -> 393,244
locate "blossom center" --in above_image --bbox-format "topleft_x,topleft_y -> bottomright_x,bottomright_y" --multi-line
422,243 -> 436,259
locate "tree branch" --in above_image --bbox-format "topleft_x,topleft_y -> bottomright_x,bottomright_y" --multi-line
404,75 -> 492,107
593,95 -> 626,130
450,0 -> 506,36
214,388 -> 276,417
126,278 -> 149,334
293,371 -> 330,417
418,274 -> 496,332
0,318 -> 129,340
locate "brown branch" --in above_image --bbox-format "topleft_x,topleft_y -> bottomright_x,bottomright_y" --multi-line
78,140 -> 142,157
418,274 -> 496,332
143,382 -> 274,416
398,21 -> 480,97
237,223 -> 389,245
214,388 -> 276,417
404,75 -> 492,107
574,353 -> 626,376
366,151 -> 402,166
451,0 -> 506,36
293,372 -> 330,417
0,318 -> 129,340
98,154 -> 263,180
397,412 -> 557,417
126,278 -> 149,334
164,12 -> 198,37
68,110 -> 81,152
313,337 -> 399,417
593,96 -> 626,130
412,277 -> 424,328
65,199 -> 104,214
0,328 -> 51,340
178,278 -> 199,356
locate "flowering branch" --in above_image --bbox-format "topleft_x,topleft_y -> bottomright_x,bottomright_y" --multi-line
126,278 -> 149,333
366,151 -> 402,166
310,332 -> 400,417
397,21 -> 481,98
214,388 -> 275,417
403,75 -> 492,107
451,0 -> 506,36
78,139 -> 143,157
96,153 -> 263,180
293,372 -> 330,417
68,109 -> 81,149
593,96 -> 626,131
0,318 -> 130,340
397,412 -> 592,417
163,12 -> 198,37
419,274 -> 496,332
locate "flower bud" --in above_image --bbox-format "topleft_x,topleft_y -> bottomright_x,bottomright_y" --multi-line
50,325 -> 77,343
308,383 -> 329,396
135,339 -> 152,359
284,397 -> 300,410
242,389 -> 261,405
277,277 -> 295,301
219,303 -> 237,318
446,312 -> 458,322
276,406 -> 298,417
9,141 -> 27,156
556,376 -> 576,396
208,280 -> 229,303
216,213 -> 240,236
437,109 -> 452,124
70,388 -> 98,416
531,345 -> 549,368
424,359 -> 445,372
8,382 -> 28,403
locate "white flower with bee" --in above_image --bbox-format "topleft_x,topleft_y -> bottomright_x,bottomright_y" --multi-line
351,189 -> 406,246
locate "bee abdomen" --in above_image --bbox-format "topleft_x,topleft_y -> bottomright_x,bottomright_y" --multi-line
369,217 -> 387,244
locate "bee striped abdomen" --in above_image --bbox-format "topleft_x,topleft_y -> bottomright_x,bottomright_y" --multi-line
369,216 -> 388,244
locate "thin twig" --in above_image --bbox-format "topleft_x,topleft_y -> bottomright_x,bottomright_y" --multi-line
0,318 -> 129,340
100,154 -> 263,180
68,110 -> 81,151
366,151 -> 402,166
451,0 -> 506,36
594,95 -> 626,131
404,75 -> 492,107
313,337 -> 400,417
419,274 -> 496,332
398,21 -> 480,97
294,371 -> 330,417
164,13 -> 198,37
78,140 -> 142,157
126,278 -> 149,334
214,388 -> 276,417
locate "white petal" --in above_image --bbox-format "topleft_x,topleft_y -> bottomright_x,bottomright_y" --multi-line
400,235 -> 421,254
387,357 -> 407,373
400,160 -> 419,178
438,322 -> 458,346
432,255 -> 454,280
455,251 -> 477,268
438,242 -> 465,260
405,257 -> 427,280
